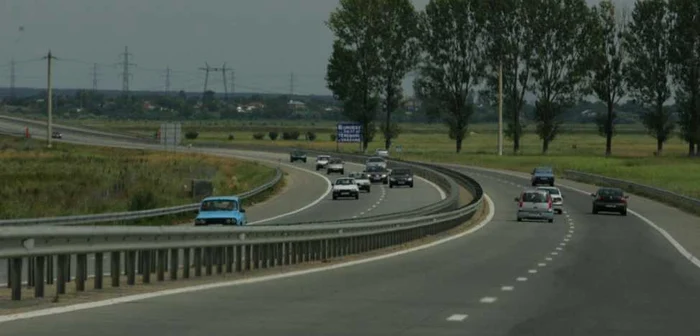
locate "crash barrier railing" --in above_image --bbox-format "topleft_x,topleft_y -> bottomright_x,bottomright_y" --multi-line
0,163 -> 483,301
0,168 -> 283,227
196,142 -> 461,225
0,114 -> 153,143
564,170 -> 700,216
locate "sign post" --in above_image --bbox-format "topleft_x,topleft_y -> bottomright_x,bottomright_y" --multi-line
159,122 -> 182,152
336,122 -> 362,152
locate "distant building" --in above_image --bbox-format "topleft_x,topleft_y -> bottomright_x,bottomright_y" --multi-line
288,100 -> 306,110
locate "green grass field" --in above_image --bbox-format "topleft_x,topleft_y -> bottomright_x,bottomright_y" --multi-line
0,134 -> 276,220
62,119 -> 700,199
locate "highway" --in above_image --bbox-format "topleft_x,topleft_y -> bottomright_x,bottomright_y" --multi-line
3,162 -> 700,335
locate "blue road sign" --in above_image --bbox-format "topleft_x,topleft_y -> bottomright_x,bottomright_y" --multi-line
336,122 -> 362,143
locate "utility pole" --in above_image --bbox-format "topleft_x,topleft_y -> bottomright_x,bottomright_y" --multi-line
118,46 -> 136,96
497,62 -> 504,156
220,63 -> 232,101
230,70 -> 236,104
165,66 -> 171,93
9,58 -> 16,99
90,63 -> 99,91
199,63 -> 212,99
289,72 -> 295,98
44,51 -> 57,148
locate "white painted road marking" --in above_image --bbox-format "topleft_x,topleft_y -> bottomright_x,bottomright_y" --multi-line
446,314 -> 468,322
551,252 -> 559,255
480,297 -> 498,303
545,257 -> 553,261
516,277 -> 528,282
501,286 -> 514,291
528,269 -> 538,274
0,193 -> 497,325
538,263 -> 546,267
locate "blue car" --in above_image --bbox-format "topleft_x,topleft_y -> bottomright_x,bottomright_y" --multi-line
194,196 -> 247,226
531,166 -> 555,186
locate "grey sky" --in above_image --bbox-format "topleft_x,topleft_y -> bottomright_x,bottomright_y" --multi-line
0,0 -> 634,96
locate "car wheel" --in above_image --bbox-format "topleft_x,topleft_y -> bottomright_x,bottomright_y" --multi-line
531,182 -> 536,186
383,180 -> 388,185
332,195 -> 337,200
621,210 -> 627,216
341,170 -> 345,175
389,183 -> 393,188
327,170 -> 331,175
367,187 -> 371,193
410,183 -> 414,188
355,194 -> 359,200
548,218 -> 554,223
517,217 -> 522,222
550,182 -> 554,186
316,166 -> 320,171
303,159 -> 307,163
592,207 -> 598,214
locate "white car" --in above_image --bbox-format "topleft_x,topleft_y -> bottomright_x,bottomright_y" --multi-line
332,177 -> 359,200
348,172 -> 371,192
326,158 -> 345,175
365,156 -> 387,170
537,186 -> 564,214
315,155 -> 330,171
375,148 -> 389,158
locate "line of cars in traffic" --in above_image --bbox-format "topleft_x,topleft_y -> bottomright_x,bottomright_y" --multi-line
516,166 -> 630,222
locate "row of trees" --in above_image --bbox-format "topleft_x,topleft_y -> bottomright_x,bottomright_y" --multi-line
326,0 -> 700,155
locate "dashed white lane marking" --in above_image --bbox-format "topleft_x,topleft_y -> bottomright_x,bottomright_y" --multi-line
360,212 -> 365,215
480,297 -> 498,303
501,286 -> 514,291
528,269 -> 538,274
560,243 -> 566,246
545,257 -> 553,261
551,252 -> 559,255
556,247 -> 563,251
566,234 -> 572,238
446,314 -> 468,322
538,263 -> 547,267
516,277 -> 528,282
352,215 -> 358,219
564,238 -> 570,242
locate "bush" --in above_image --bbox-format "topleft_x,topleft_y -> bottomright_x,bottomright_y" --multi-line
228,134 -> 235,140
252,132 -> 265,140
330,133 -> 337,141
184,131 -> 199,140
268,131 -> 279,141
128,189 -> 158,211
282,131 -> 301,140
306,131 -> 317,141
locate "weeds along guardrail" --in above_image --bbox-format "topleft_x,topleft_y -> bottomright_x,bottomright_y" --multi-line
0,161 -> 484,301
0,168 -> 283,227
563,170 -> 700,216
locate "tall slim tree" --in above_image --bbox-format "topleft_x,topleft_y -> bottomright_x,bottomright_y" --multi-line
624,0 -> 675,155
591,0 -> 627,156
668,0 -> 700,156
413,0 -> 485,153
483,0 -> 535,154
376,0 -> 420,150
326,0 -> 382,151
529,0 -> 595,154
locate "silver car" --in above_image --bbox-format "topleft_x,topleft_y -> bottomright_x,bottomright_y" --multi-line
515,189 -> 555,222
537,186 -> 564,214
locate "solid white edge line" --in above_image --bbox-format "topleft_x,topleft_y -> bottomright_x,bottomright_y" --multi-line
461,164 -> 700,270
0,195 -> 495,324
415,175 -> 447,200
446,314 -> 468,321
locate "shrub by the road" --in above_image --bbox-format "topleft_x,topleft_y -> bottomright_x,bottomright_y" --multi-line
268,131 -> 279,141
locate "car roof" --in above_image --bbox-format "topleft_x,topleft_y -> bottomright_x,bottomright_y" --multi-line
318,155 -> 330,158
598,187 -> 623,192
368,156 -> 384,160
335,177 -> 354,181
201,196 -> 240,202
521,188 -> 548,194
534,166 -> 553,171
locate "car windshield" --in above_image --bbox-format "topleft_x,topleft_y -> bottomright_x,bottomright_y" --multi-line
335,179 -> 354,185
318,156 -> 330,160
351,173 -> 367,179
598,189 -> 623,197
539,188 -> 560,195
392,169 -> 410,175
522,192 -> 547,203
368,158 -> 384,162
535,168 -> 553,174
200,199 -> 238,211
367,166 -> 384,172
293,151 -> 305,155
330,159 -> 342,164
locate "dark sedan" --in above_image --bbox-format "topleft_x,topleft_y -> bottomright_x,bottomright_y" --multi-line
389,168 -> 414,188
591,187 -> 629,216
365,165 -> 389,184
289,150 -> 307,163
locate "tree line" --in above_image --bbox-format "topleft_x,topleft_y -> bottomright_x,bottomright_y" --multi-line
326,0 -> 700,156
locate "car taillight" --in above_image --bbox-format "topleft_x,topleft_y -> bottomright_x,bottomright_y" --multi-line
519,200 -> 524,208
598,196 -> 604,201
548,197 -> 552,209
620,197 -> 627,203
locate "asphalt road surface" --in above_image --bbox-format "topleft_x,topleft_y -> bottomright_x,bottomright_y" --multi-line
3,162 -> 700,336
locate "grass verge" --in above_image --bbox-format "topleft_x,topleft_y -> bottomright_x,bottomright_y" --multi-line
0,134 -> 277,221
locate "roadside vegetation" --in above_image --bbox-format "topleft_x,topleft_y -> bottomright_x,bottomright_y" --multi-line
0,134 -> 276,220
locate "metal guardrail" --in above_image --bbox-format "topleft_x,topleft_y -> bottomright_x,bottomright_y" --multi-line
563,170 -> 700,215
0,163 -> 484,301
0,168 -> 283,227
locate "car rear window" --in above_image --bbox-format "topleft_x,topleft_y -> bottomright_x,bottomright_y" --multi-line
336,179 -> 353,185
392,169 -> 410,175
598,189 -> 623,197
522,192 -> 547,203
535,168 -> 553,174
539,188 -> 560,195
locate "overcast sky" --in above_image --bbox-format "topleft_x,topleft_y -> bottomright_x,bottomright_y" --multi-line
0,0 -> 634,96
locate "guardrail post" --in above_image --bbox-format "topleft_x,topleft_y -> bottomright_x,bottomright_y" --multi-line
244,245 -> 251,271
34,256 -> 45,298
205,247 -> 213,275
235,246 -> 243,272
137,251 -> 144,275
126,251 -> 136,285
75,254 -> 87,292
111,252 -> 121,287
5,260 -> 10,288
156,250 -> 166,281
56,255 -> 66,294
28,257 -> 35,287
250,245 -> 257,270
275,243 -> 282,267
142,251 -> 151,284
65,256 -> 71,283
46,256 -> 54,285
150,251 -> 156,273
10,258 -> 22,300
283,243 -> 290,265
194,248 -> 202,276
94,252 -> 103,289
225,247 -> 234,273
183,248 -> 191,279
261,245 -> 269,269
216,247 -> 223,274
169,249 -> 179,280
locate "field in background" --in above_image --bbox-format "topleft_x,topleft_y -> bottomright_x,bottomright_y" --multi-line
61,118 -> 700,199
0,134 -> 276,219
